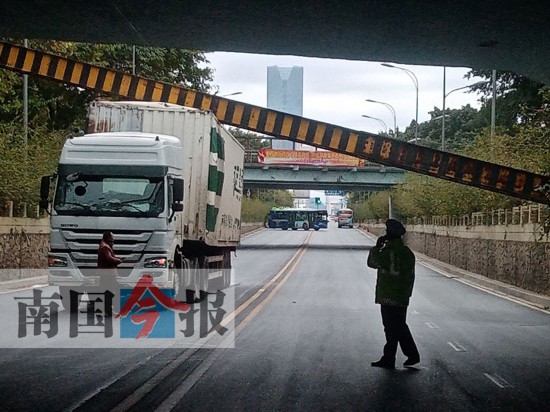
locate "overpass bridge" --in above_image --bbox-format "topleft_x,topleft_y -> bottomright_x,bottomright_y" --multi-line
243,150 -> 404,190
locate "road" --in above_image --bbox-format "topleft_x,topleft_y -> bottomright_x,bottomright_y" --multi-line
0,224 -> 549,411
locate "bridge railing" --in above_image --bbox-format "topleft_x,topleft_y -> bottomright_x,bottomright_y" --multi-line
244,149 -> 381,167
0,201 -> 43,219
404,204 -> 549,227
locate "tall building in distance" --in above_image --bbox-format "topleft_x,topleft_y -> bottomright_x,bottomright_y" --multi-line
267,66 -> 303,150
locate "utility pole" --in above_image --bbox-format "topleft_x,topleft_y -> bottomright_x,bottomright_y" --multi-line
23,39 -> 29,148
442,66 -> 446,151
491,69 -> 496,135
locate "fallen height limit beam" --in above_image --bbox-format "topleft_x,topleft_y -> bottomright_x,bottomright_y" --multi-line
0,41 -> 548,204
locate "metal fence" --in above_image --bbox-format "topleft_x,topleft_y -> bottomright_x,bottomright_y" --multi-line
407,204 -> 549,227
0,201 -> 43,218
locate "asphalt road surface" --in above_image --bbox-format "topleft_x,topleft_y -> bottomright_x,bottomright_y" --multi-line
0,223 -> 549,411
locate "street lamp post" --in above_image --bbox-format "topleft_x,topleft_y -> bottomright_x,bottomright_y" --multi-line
442,79 -> 487,150
365,99 -> 397,137
221,92 -> 243,98
491,70 -> 497,136
382,63 -> 418,142
361,114 -> 388,134
23,39 -> 28,149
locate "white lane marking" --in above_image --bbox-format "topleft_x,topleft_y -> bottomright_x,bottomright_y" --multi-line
0,284 -> 49,295
417,259 -> 455,279
425,322 -> 440,329
418,259 -> 550,315
410,309 -> 420,315
447,341 -> 467,352
484,373 -> 513,389
454,278 -> 550,315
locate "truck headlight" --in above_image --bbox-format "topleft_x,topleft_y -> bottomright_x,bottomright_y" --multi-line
144,257 -> 167,268
48,255 -> 67,267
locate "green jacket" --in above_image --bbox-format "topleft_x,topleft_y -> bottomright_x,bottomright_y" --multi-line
367,238 -> 415,306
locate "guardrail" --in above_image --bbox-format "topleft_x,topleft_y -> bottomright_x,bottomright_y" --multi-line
0,201 -> 42,218
407,204 -> 549,226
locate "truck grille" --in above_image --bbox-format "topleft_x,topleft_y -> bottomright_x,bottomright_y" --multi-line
58,229 -> 153,269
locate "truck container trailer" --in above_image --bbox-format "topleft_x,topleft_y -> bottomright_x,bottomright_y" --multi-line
40,101 -> 245,307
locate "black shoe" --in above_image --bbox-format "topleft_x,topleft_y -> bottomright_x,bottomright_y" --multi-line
403,357 -> 420,367
371,359 -> 395,369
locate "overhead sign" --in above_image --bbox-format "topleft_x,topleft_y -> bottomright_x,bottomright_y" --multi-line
325,190 -> 344,196
257,148 -> 365,167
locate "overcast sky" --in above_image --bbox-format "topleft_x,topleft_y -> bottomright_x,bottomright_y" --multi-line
205,52 -> 485,135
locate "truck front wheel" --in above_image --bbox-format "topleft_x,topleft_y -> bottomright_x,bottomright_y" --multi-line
59,286 -> 82,312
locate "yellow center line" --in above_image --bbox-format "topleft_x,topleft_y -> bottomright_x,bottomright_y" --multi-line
109,232 -> 313,412
221,231 -> 313,328
235,244 -> 308,334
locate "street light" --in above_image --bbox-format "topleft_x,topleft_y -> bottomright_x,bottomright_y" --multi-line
362,114 -> 388,134
221,92 -> 243,97
441,78 -> 487,150
365,99 -> 397,137
381,63 -> 419,143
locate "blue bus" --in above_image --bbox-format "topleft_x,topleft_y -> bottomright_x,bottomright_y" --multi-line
267,208 -> 329,230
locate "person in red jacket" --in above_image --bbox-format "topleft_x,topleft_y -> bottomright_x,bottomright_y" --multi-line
98,231 -> 123,313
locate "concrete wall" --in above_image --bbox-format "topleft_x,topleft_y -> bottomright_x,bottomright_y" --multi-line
365,223 -> 550,296
0,217 -> 50,281
241,222 -> 264,235
0,218 -> 265,281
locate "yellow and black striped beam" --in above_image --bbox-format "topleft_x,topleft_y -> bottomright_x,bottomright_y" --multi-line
1,41 -> 549,204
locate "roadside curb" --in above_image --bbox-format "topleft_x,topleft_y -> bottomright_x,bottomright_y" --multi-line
415,254 -> 550,310
0,276 -> 48,294
0,228 -> 265,294
357,226 -> 550,311
241,226 -> 265,238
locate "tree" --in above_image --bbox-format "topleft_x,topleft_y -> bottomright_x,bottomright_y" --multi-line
465,69 -> 547,132
0,39 -> 214,132
240,190 -> 294,223
228,127 -> 270,150
0,123 -> 66,212
397,104 -> 483,151
0,39 -> 215,208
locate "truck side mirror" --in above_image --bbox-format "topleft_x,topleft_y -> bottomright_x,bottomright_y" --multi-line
173,178 -> 184,202
39,199 -> 49,211
40,175 -> 51,200
172,203 -> 183,212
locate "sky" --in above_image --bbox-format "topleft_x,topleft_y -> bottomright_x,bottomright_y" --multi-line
205,52 -> 485,135
205,52 -> 486,205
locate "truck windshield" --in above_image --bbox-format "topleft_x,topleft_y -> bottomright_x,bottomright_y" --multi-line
54,174 -> 165,217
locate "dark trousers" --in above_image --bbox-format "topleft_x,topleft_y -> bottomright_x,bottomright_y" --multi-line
380,305 -> 419,361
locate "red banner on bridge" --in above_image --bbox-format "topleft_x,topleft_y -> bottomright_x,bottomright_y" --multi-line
257,148 -> 365,167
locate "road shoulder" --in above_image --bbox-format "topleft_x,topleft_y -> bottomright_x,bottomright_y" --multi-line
358,227 -> 550,312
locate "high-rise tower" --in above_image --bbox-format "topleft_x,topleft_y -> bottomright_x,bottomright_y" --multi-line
267,66 -> 303,150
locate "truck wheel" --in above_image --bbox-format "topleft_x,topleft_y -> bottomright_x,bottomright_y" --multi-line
59,286 -> 71,311
174,255 -> 189,302
184,258 -> 199,303
59,286 -> 80,312
221,250 -> 232,290
185,257 -> 207,303
199,256 -> 209,301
